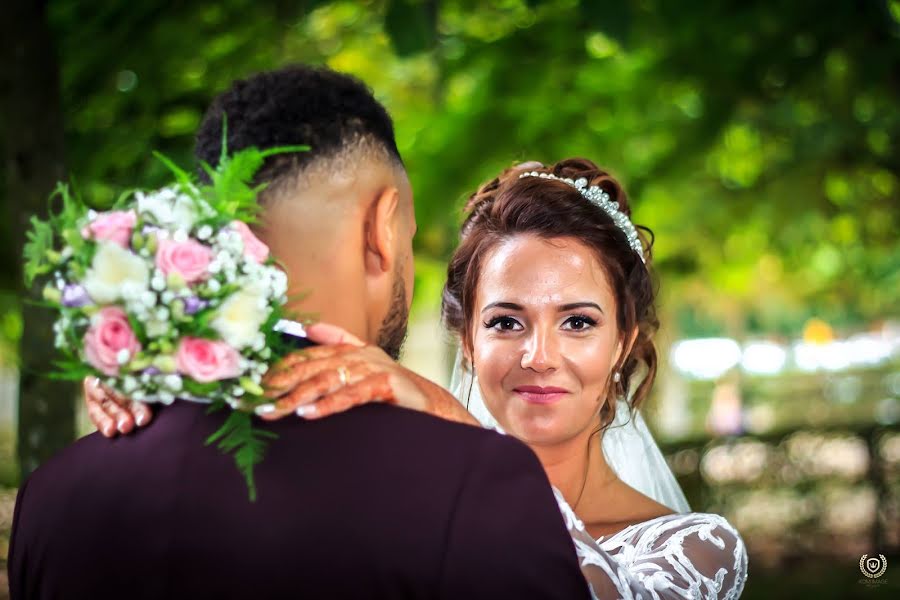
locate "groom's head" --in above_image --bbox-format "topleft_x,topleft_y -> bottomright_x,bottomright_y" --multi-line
195,66 -> 414,359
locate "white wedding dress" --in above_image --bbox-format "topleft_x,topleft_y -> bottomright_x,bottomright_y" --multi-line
450,359 -> 749,599
556,488 -> 747,599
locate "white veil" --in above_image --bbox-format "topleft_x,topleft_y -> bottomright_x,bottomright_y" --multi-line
449,350 -> 691,514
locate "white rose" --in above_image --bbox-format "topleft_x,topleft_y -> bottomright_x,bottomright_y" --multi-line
83,242 -> 150,304
211,289 -> 270,349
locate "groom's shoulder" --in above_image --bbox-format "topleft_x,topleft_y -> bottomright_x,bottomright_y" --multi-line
304,403 -> 543,471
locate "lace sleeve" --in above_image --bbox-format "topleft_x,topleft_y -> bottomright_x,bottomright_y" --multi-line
553,489 -> 748,600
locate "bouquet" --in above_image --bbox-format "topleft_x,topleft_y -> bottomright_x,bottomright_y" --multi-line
24,135 -> 307,500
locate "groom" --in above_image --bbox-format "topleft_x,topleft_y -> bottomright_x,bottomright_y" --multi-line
9,66 -> 591,599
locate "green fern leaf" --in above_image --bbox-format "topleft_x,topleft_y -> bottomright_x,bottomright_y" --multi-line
23,217 -> 56,286
206,408 -> 277,502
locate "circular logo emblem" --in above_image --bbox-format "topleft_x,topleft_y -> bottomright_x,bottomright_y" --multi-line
859,554 -> 887,579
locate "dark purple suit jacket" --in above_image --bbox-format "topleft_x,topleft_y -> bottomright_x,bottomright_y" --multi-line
9,400 -> 590,599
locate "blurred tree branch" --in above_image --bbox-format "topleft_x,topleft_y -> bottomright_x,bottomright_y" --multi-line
1,0 -> 75,479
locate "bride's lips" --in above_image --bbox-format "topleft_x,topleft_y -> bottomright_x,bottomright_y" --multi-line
513,385 -> 569,405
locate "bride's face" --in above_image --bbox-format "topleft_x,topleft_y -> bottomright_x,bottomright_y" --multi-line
470,234 -> 624,447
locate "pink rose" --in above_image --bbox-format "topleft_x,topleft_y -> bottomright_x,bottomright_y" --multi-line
155,238 -> 213,284
81,211 -> 137,248
83,307 -> 141,376
175,337 -> 242,383
231,221 -> 269,263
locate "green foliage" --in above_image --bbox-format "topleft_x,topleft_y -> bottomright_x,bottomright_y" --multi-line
23,183 -> 89,286
6,0 -> 900,346
205,404 -> 278,502
202,144 -> 309,224
23,217 -> 55,286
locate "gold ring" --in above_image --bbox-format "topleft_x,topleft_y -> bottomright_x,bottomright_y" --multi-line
337,366 -> 349,386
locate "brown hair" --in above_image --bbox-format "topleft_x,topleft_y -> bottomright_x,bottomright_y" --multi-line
441,158 -> 658,428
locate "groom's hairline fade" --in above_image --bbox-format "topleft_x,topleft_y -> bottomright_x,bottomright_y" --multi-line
193,64 -> 404,198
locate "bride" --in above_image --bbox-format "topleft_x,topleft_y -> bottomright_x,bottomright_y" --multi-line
86,158 -> 748,599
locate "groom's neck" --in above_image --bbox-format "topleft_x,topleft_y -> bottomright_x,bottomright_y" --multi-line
258,172 -> 381,346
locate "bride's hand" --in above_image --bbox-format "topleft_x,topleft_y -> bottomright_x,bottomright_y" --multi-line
257,323 -> 477,425
83,377 -> 153,437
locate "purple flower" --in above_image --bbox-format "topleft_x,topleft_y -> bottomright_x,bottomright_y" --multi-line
142,367 -> 161,376
182,296 -> 208,315
61,284 -> 92,308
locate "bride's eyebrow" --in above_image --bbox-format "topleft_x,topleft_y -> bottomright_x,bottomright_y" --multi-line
481,301 -> 522,313
558,302 -> 604,314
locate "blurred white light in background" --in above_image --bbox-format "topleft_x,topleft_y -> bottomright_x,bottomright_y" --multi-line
819,341 -> 853,371
741,342 -> 787,375
674,327 -> 899,379
793,335 -> 893,372
744,403 -> 777,433
672,338 -> 741,379
700,441 -> 769,483
793,342 -> 821,372
845,334 -> 893,365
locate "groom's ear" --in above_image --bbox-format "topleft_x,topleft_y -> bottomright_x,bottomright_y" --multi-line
363,186 -> 401,275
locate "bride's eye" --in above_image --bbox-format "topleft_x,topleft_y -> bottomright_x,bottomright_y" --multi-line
562,315 -> 597,331
484,316 -> 522,332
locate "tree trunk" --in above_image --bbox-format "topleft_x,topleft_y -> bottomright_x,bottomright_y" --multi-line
1,0 -> 75,480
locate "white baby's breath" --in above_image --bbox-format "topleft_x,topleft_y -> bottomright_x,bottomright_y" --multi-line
136,187 -> 198,230
123,376 -> 138,393
141,290 -> 157,308
116,349 -> 131,365
150,273 -> 166,291
163,374 -> 183,392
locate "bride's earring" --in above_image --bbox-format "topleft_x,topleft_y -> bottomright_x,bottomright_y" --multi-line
613,371 -> 621,383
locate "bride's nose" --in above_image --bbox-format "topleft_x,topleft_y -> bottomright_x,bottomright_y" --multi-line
520,326 -> 560,372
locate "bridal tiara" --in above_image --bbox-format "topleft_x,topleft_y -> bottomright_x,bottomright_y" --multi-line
518,171 -> 646,264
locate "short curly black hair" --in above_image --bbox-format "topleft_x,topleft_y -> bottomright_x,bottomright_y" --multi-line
195,65 -> 403,191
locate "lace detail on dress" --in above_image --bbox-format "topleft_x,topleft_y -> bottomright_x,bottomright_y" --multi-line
554,488 -> 748,600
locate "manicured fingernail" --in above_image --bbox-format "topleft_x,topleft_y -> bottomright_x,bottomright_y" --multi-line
117,416 -> 129,431
135,411 -> 148,426
296,405 -> 317,418
254,403 -> 276,416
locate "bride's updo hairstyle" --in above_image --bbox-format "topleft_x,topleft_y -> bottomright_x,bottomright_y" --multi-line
442,158 -> 658,426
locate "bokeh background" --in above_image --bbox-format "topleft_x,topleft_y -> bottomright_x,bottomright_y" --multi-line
2,0 -> 899,597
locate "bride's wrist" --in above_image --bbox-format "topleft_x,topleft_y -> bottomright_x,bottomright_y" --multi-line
417,378 -> 478,425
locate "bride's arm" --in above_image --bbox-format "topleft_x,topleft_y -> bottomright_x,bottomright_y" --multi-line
555,490 -> 748,600
258,322 -> 479,425
83,322 -> 479,433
